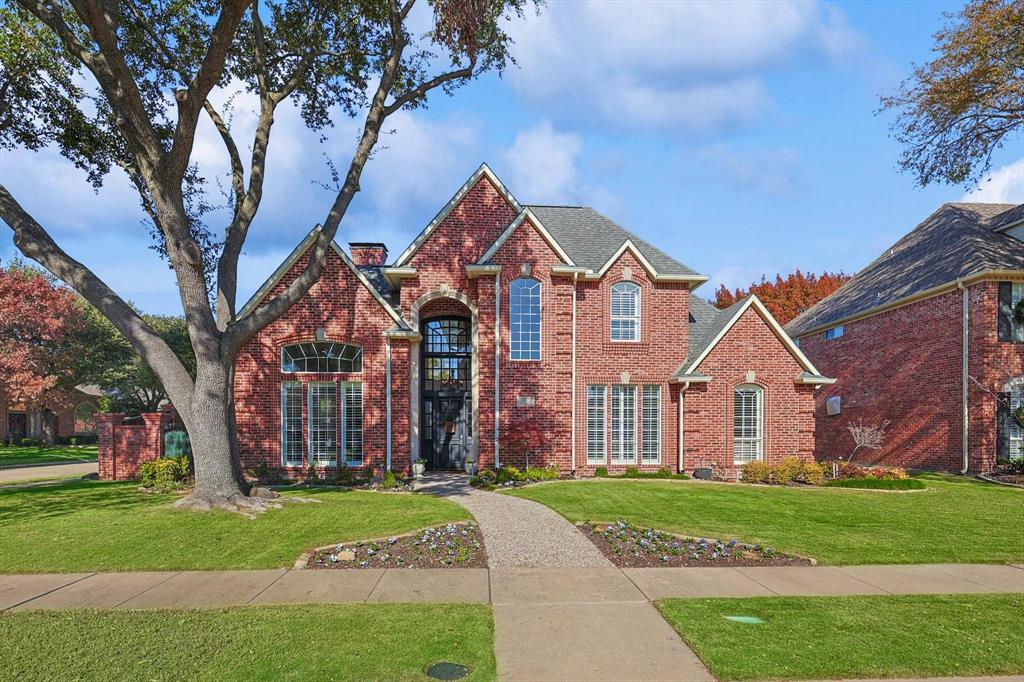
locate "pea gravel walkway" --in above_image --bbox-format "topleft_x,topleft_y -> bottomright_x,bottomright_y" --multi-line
414,472 -> 611,568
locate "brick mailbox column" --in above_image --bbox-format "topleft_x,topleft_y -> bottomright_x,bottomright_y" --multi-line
96,413 -> 125,481
142,412 -> 172,460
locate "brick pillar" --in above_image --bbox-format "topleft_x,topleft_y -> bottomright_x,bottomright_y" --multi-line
96,413 -> 125,481
142,412 -> 172,460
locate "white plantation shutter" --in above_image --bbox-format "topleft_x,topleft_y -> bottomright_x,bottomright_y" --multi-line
610,282 -> 640,341
281,382 -> 303,467
611,385 -> 637,463
343,382 -> 364,466
308,382 -> 338,466
1010,381 -> 1023,458
587,385 -> 607,464
642,385 -> 661,463
733,385 -> 763,463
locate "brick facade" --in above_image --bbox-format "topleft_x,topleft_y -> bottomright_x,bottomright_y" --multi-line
231,166 -> 820,479
797,280 -> 1024,472
96,412 -> 174,480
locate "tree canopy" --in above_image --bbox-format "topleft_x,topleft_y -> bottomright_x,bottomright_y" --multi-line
880,0 -> 1024,187
713,270 -> 851,325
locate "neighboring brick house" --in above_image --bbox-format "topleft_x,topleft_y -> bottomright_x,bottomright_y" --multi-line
787,202 -> 1024,472
1,385 -> 101,445
234,164 -> 831,479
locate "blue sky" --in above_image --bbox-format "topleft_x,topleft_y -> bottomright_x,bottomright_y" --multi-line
2,0 -> 1022,315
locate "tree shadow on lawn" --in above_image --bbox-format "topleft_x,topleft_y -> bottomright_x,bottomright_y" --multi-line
0,480 -> 187,524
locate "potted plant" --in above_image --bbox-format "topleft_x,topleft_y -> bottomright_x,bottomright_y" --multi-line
464,457 -> 478,476
412,458 -> 427,479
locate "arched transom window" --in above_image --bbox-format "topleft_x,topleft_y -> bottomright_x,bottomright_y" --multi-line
281,342 -> 362,373
610,281 -> 641,341
510,277 -> 542,360
733,384 -> 764,464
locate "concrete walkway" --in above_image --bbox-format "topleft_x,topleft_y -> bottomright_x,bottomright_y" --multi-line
0,460 -> 97,484
415,472 -> 610,568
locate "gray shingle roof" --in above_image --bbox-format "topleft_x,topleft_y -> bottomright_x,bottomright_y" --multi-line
356,265 -> 400,308
673,296 -> 748,378
786,202 -> 1024,337
526,205 -> 704,278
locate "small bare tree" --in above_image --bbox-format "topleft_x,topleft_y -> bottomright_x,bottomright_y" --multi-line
846,419 -> 891,463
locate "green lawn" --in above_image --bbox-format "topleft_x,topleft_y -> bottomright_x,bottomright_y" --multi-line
0,444 -> 98,467
506,474 -> 1023,564
657,594 -> 1024,680
0,604 -> 495,681
0,480 -> 469,573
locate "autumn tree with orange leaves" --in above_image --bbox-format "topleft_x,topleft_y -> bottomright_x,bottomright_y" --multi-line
713,271 -> 851,324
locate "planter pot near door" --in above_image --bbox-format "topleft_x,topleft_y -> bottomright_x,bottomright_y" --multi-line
412,461 -> 426,479
465,461 -> 477,476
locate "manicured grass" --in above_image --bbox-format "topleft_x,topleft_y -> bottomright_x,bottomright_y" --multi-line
506,474 -> 1023,564
0,445 -> 97,467
0,604 -> 496,681
824,477 -> 927,490
657,594 -> 1024,680
0,480 -> 469,572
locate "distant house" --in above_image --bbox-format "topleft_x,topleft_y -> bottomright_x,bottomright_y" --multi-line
1,385 -> 102,445
229,163 -> 831,480
787,203 -> 1024,472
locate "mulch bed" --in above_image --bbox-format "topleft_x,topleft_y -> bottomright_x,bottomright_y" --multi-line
306,522 -> 487,569
580,521 -> 813,568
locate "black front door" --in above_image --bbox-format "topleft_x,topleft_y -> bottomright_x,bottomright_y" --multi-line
421,317 -> 472,470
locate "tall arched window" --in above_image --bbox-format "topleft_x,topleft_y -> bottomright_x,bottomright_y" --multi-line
281,342 -> 362,373
610,281 -> 640,341
733,384 -> 764,463
510,277 -> 542,360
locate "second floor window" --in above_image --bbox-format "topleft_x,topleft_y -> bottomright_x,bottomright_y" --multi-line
611,281 -> 641,341
510,277 -> 542,360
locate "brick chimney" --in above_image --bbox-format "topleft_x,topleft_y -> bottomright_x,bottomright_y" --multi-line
349,242 -> 389,266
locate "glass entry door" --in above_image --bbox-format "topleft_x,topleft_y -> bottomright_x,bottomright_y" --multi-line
421,316 -> 472,470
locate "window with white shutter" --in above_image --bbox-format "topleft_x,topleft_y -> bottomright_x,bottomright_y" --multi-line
281,382 -> 303,467
343,382 -> 364,466
611,385 -> 637,463
308,382 -> 338,466
733,384 -> 764,464
610,282 -> 641,341
641,385 -> 661,464
587,385 -> 607,464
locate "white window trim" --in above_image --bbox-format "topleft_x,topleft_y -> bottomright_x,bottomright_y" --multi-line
610,281 -> 642,343
610,384 -> 638,463
281,381 -> 303,468
824,324 -> 844,341
641,385 -> 661,464
586,385 -> 607,465
509,277 -> 543,362
308,381 -> 339,467
1012,283 -> 1024,343
733,384 -> 764,465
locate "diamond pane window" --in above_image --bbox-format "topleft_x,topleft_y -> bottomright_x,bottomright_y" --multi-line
281,342 -> 361,373
510,277 -> 542,360
733,384 -> 764,464
611,282 -> 641,341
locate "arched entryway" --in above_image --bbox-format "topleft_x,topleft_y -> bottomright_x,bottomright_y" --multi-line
421,316 -> 473,469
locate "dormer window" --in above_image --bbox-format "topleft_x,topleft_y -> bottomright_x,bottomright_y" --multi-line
824,325 -> 844,341
611,282 -> 641,342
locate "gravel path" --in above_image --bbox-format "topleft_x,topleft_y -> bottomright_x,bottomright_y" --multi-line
415,473 -> 611,568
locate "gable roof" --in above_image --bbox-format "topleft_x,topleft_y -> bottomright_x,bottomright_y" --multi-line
476,208 -> 576,266
675,295 -> 828,381
392,163 -> 521,267
786,202 -> 1024,337
237,227 -> 410,330
526,205 -> 707,284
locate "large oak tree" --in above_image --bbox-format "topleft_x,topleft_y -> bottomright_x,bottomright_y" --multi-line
0,0 -> 531,511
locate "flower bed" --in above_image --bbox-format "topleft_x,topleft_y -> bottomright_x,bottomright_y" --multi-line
306,522 -> 486,569
580,521 -> 813,568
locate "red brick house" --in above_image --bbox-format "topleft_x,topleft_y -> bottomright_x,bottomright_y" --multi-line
234,164 -> 831,478
787,202 -> 1024,473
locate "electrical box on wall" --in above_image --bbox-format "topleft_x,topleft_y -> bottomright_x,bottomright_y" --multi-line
517,396 -> 536,408
826,396 -> 841,416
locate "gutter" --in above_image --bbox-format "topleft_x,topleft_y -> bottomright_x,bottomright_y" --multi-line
571,272 -> 578,474
385,338 -> 392,472
494,271 -> 502,468
957,279 -> 970,474
677,382 -> 689,473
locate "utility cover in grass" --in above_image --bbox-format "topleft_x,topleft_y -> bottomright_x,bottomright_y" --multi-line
426,662 -> 470,680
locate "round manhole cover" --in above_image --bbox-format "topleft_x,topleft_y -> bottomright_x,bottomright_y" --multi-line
425,661 -> 470,680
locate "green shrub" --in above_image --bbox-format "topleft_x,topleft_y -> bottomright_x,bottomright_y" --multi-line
382,470 -> 398,489
740,460 -> 772,483
69,437 -> 78,447
495,466 -> 522,485
772,456 -> 805,485
802,461 -> 826,486
19,437 -> 41,447
624,465 -> 640,477
594,466 -> 609,477
330,464 -> 359,486
139,456 -> 191,489
522,465 -> 559,481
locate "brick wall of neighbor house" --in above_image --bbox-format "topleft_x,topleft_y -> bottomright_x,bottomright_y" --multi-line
798,282 -> 1024,472
684,306 -> 816,479
574,250 -> 689,475
233,247 -> 407,477
97,412 -> 172,480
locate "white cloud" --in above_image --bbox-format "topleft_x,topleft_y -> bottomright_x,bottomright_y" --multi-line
506,0 -> 859,130
961,159 -> 1024,204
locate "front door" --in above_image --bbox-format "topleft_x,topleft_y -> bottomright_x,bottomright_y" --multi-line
421,316 -> 473,470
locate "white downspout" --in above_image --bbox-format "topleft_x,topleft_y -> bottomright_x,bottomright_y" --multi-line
958,279 -> 970,474
571,272 -> 578,474
678,382 -> 689,473
494,273 -> 502,468
385,337 -> 392,472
